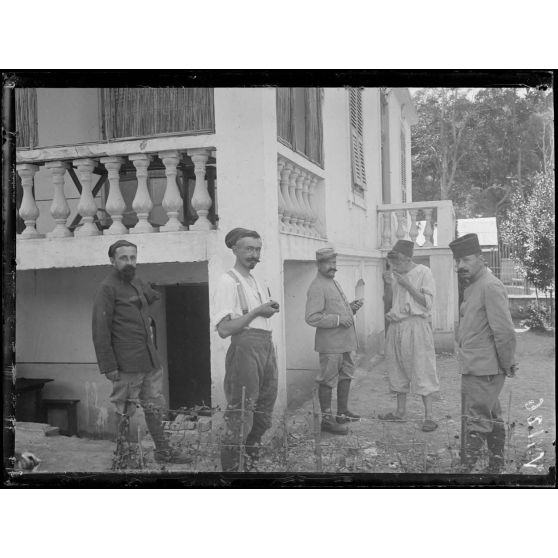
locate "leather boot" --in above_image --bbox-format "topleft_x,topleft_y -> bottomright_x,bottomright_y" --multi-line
487,422 -> 505,473
336,380 -> 360,423
461,431 -> 484,471
322,413 -> 349,435
145,411 -> 192,464
318,384 -> 348,434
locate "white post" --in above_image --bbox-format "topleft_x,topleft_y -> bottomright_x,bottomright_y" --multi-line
17,163 -> 43,239
129,153 -> 155,234
188,148 -> 213,230
46,161 -> 72,238
73,158 -> 100,237
100,156 -> 127,235
381,211 -> 392,248
159,150 -> 186,232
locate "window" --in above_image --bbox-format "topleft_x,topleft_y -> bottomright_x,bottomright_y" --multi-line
380,88 -> 391,203
100,88 -> 215,139
276,87 -> 323,167
400,125 -> 407,203
349,88 -> 366,194
15,88 -> 38,148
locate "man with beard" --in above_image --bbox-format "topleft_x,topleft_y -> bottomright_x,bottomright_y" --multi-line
92,240 -> 191,464
212,228 -> 280,471
305,246 -> 363,434
449,233 -> 517,472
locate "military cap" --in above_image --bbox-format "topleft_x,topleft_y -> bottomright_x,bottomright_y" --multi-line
388,239 -> 414,258
449,233 -> 482,258
224,227 -> 261,248
316,246 -> 337,262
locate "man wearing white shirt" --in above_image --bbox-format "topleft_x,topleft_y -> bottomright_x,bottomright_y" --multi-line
212,228 -> 280,471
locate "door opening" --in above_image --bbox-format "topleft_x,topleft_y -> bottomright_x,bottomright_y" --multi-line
165,284 -> 211,410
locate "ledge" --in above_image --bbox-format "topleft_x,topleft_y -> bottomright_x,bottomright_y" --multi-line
16,230 -> 215,270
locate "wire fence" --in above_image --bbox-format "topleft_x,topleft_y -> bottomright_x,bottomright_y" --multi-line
111,389 -> 552,475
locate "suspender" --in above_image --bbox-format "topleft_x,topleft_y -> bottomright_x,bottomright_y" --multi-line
227,270 -> 249,315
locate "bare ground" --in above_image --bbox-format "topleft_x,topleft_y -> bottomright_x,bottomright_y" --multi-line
10,329 -> 555,477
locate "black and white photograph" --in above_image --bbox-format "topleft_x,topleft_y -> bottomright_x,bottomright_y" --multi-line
3,70 -> 554,488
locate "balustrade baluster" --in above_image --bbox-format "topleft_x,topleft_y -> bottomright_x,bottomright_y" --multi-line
381,211 -> 393,248
408,209 -> 419,245
277,159 -> 286,231
17,163 -> 43,239
73,158 -> 100,237
159,150 -> 186,232
395,211 -> 407,240
302,173 -> 314,236
423,208 -> 434,247
100,156 -> 127,235
280,162 -> 295,232
46,161 -> 72,238
188,148 -> 213,230
308,176 -> 320,237
129,154 -> 155,234
288,166 -> 302,233
295,170 -> 309,234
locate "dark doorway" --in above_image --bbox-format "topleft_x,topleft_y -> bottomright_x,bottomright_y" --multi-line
165,284 -> 211,410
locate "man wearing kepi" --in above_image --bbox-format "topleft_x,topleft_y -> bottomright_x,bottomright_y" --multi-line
379,240 -> 440,432
212,228 -> 280,471
305,246 -> 364,435
92,240 -> 190,464
449,233 -> 517,472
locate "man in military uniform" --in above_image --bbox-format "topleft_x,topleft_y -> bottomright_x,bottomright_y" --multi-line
449,233 -> 517,472
305,246 -> 364,434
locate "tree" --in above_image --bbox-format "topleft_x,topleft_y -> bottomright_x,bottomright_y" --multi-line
500,171 -> 555,297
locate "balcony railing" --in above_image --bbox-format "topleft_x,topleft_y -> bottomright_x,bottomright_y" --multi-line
377,200 -> 455,250
16,140 -> 216,240
277,153 -> 325,239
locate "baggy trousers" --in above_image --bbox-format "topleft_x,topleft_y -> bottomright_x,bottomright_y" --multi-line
221,329 -> 278,472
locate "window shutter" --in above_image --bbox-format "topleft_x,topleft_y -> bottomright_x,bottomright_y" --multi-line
400,125 -> 407,202
15,88 -> 38,148
349,88 -> 366,191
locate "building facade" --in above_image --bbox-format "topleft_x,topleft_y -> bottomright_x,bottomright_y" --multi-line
15,86 -> 457,436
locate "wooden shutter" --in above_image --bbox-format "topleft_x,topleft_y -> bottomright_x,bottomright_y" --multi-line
349,88 -> 366,191
304,88 -> 324,167
15,88 -> 38,148
400,125 -> 407,202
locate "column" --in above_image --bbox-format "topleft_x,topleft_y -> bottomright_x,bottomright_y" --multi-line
423,208 -> 434,247
188,148 -> 213,230
129,153 -> 155,234
159,150 -> 186,232
16,163 -> 43,239
73,158 -> 99,237
100,156 -> 127,235
45,161 -> 72,238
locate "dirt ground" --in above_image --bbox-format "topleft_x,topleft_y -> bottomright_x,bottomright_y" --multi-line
10,329 -> 555,477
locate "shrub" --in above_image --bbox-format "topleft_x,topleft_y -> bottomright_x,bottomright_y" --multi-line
521,302 -> 553,331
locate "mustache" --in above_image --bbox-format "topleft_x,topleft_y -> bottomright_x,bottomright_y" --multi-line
249,258 -> 260,263
328,268 -> 337,272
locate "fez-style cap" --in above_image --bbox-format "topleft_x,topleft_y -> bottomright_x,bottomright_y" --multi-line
108,239 -> 137,258
388,239 -> 414,259
225,227 -> 261,248
316,246 -> 337,262
449,233 -> 481,258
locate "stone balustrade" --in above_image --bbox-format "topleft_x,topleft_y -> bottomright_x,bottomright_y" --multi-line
16,146 -> 215,239
277,154 -> 324,238
377,200 -> 455,250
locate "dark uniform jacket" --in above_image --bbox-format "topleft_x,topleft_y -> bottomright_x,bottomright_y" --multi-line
92,269 -> 161,374
457,267 -> 516,376
305,273 -> 357,354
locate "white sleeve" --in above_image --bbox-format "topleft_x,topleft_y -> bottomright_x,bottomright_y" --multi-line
211,275 -> 240,330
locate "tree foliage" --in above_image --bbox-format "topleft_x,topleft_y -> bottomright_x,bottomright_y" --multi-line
500,171 -> 555,295
412,87 -> 554,221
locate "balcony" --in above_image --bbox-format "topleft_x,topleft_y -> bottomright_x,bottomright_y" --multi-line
15,136 -> 217,270
377,200 -> 455,250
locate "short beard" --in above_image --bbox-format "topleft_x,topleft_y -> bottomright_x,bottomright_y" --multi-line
119,265 -> 136,281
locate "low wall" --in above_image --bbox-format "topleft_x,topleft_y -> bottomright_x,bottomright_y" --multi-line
508,295 -> 555,320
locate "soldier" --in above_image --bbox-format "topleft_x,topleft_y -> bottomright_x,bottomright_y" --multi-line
92,240 -> 191,464
379,240 -> 440,432
305,246 -> 364,435
449,233 -> 517,472
212,228 -> 280,471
